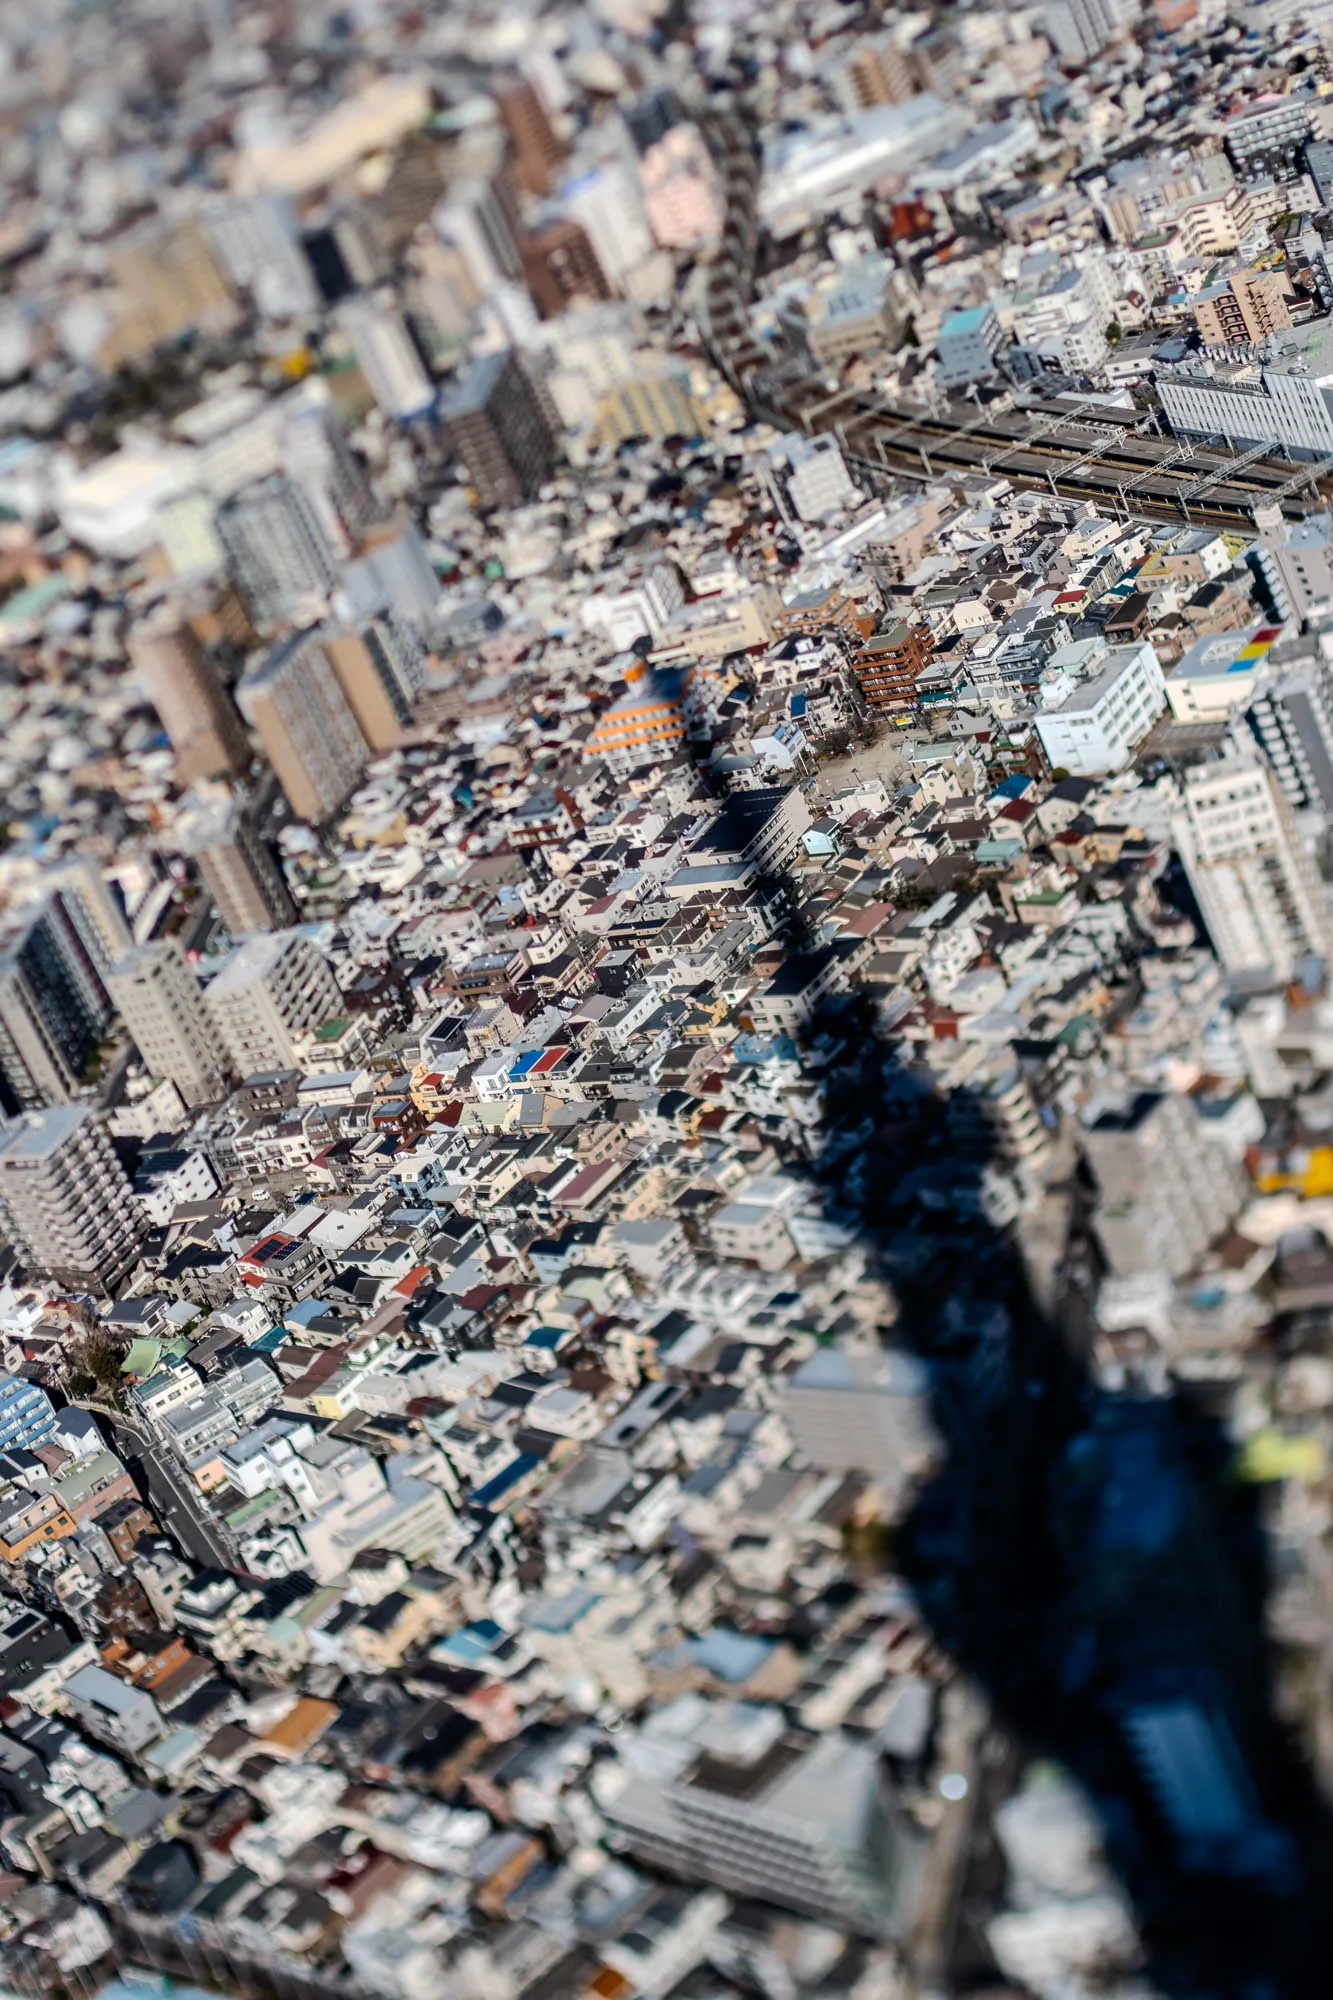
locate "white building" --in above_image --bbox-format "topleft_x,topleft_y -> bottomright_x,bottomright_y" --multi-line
770,434 -> 860,523
108,939 -> 230,1108
1164,622 -> 1282,723
1159,323 -> 1333,459
1035,641 -> 1166,776
1172,748 -> 1331,985
339,299 -> 435,421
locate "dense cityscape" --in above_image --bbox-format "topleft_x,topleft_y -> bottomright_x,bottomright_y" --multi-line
8,0 -> 1333,1995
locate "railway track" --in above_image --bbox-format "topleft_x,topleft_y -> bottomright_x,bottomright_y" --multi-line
700,110 -> 1333,529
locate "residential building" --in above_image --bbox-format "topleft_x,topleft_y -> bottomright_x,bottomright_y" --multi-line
1245,658 -> 1333,813
1083,1092 -> 1245,1281
339,299 -> 436,420
1193,269 -> 1293,347
640,126 -> 724,252
100,217 -> 237,369
829,32 -> 917,114
770,435 -> 859,523
107,940 -> 230,1108
0,885 -> 124,1112
237,627 -> 371,824
204,930 -> 343,1075
0,1105 -> 145,1293
217,473 -> 340,628
204,192 -> 320,319
783,1342 -> 939,1493
854,622 -> 935,710
0,1378 -> 57,1455
595,366 -> 705,446
322,616 -> 426,753
521,220 -> 611,318
440,350 -> 558,510
128,608 -> 251,784
1173,748 -> 1331,983
497,79 -> 565,197
175,790 -> 295,936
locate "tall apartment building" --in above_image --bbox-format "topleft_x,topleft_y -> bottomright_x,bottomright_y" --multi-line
594,365 -> 705,446
216,474 -> 339,629
497,79 -> 565,197
128,608 -> 251,784
237,628 -> 371,824
0,1106 -> 145,1293
521,220 -> 610,318
1172,748 -> 1331,984
204,192 -> 320,319
1083,1092 -> 1245,1282
337,520 -> 442,641
0,873 -> 130,1112
640,126 -> 725,253
1245,660 -> 1333,814
440,350 -> 558,511
175,790 -> 295,937
322,617 -> 426,754
1254,524 -> 1333,627
339,299 -> 435,420
434,147 -> 524,295
107,940 -> 229,1108
1192,269 -> 1293,347
204,930 -> 342,1076
1042,0 -> 1136,63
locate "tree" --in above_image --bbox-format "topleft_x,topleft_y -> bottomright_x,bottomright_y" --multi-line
1105,320 -> 1123,344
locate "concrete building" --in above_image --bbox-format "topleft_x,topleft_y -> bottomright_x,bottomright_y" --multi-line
0,883 -> 124,1111
204,930 -> 342,1075
339,299 -> 435,420
1164,623 -> 1282,723
440,350 -> 558,511
107,940 -> 229,1108
175,790 -> 295,937
237,628 -> 370,824
1083,1092 -> 1245,1282
1245,657 -> 1333,813
1042,0 -> 1133,62
1193,269 -> 1293,347
322,617 -> 425,754
1255,522 -> 1333,627
606,1705 -> 924,1939
0,1377 -> 57,1454
1159,323 -> 1333,459
217,473 -> 339,629
521,220 -> 610,318
1173,748 -> 1331,984
783,1342 -> 939,1495
498,79 -> 565,197
1035,642 -> 1166,776
128,608 -> 251,785
936,303 -> 1005,387
640,125 -> 724,252
829,32 -> 916,113
100,217 -> 237,369
0,1106 -> 145,1293
62,1663 -> 162,1755
204,192 -> 320,320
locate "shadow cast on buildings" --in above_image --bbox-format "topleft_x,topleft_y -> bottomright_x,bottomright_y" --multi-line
782,987 -> 1333,2000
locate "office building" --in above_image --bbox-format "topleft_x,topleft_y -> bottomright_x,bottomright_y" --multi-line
216,473 -> 339,629
323,616 -> 426,754
175,790 -> 295,937
434,166 -> 524,296
783,1341 -> 940,1495
1172,749 -> 1331,984
0,882 -> 126,1111
128,608 -> 251,784
1083,1092 -> 1245,1281
498,79 -> 565,196
237,628 -> 371,824
0,1105 -> 146,1293
339,299 -> 435,419
521,220 -> 610,319
107,939 -> 229,1108
1159,322 -> 1333,459
1245,658 -> 1333,814
0,1376 -> 56,1454
204,192 -> 320,319
1254,521 -> 1333,627
440,350 -> 558,511
1035,642 -> 1167,776
204,930 -> 342,1075
606,1704 -> 924,1939
936,304 -> 1005,388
